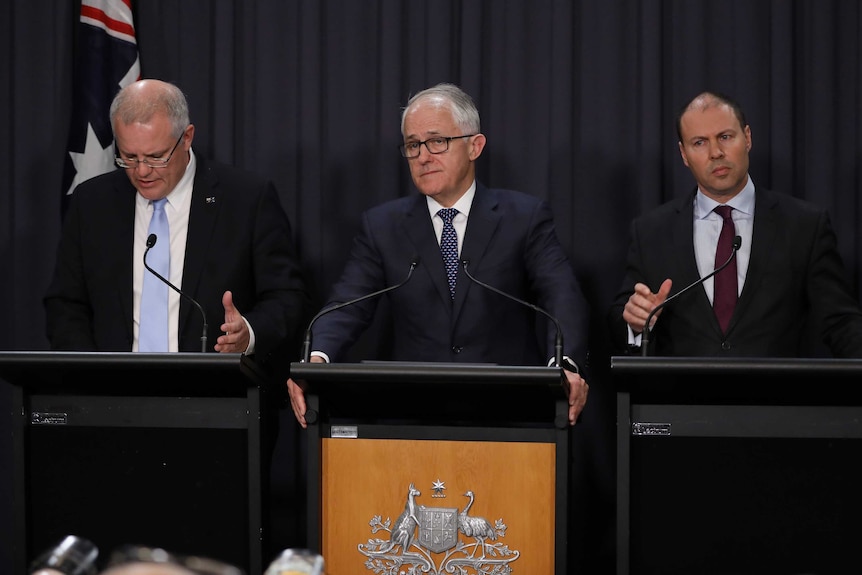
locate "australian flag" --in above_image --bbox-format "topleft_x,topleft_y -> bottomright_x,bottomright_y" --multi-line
62,0 -> 140,214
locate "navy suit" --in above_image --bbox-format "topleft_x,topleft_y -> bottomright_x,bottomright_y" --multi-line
608,187 -> 862,357
312,183 -> 590,368
45,153 -> 309,366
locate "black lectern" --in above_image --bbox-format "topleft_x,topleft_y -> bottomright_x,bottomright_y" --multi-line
1,351 -> 271,575
613,356 -> 862,575
290,361 -> 570,575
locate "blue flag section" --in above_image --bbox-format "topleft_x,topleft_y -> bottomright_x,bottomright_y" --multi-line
62,0 -> 140,215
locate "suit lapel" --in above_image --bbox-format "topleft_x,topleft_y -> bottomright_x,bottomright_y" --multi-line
111,176 -> 138,343
403,195 -> 452,306
181,155 -> 221,332
454,185 -> 501,321
731,188 -> 778,332
401,186 -> 502,323
671,194 -> 700,283
672,191 -> 724,335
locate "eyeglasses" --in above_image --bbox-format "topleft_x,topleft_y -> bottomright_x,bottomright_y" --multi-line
399,134 -> 476,158
102,545 -> 245,575
115,132 -> 185,169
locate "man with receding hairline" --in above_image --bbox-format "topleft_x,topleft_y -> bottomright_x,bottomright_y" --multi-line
608,90 -> 862,357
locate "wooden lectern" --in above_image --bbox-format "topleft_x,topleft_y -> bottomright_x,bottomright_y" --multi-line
290,361 -> 571,574
613,356 -> 862,575
1,351 -> 272,575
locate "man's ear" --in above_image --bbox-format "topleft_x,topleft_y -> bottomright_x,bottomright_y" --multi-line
678,141 -> 690,168
469,133 -> 487,160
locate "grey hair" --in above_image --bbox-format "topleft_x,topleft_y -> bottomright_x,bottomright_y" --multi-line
109,80 -> 190,138
400,83 -> 480,135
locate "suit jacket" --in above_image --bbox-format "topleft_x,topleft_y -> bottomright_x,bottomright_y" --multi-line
608,187 -> 862,358
44,153 -> 310,367
312,183 -> 590,368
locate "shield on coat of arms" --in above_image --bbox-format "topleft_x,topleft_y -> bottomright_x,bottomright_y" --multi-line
416,505 -> 458,553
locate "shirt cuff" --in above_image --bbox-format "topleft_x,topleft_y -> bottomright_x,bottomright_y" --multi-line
242,316 -> 255,354
548,355 -> 579,373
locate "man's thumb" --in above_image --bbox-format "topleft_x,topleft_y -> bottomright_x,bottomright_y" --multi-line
222,290 -> 235,310
658,278 -> 673,301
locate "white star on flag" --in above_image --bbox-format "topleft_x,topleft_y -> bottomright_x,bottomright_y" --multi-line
61,0 -> 140,213
66,123 -> 117,196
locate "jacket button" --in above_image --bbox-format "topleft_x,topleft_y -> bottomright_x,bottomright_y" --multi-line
721,341 -> 731,351
452,346 -> 462,354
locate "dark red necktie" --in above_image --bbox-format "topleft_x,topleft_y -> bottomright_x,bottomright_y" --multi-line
713,205 -> 737,333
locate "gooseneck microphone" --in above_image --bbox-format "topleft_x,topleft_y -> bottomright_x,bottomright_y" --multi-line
300,255 -> 421,362
144,234 -> 209,353
461,259 -> 565,368
641,235 -> 742,356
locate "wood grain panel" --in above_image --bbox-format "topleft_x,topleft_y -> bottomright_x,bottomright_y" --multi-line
321,437 -> 555,574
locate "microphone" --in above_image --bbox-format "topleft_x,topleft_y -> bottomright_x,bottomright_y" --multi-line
641,235 -> 742,356
144,233 -> 209,353
300,255 -> 421,362
461,259 -> 565,368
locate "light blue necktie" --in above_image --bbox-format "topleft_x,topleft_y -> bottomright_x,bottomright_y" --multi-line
139,198 -> 170,352
438,208 -> 459,299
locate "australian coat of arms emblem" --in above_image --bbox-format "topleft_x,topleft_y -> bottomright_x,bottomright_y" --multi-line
357,482 -> 520,574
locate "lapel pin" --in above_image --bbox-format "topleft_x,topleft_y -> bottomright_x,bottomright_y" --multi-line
206,196 -> 216,204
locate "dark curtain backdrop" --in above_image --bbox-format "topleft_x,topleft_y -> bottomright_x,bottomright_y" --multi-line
2,1 -> 861,573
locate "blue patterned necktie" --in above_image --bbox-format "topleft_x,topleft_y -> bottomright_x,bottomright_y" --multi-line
438,208 -> 459,299
139,198 -> 170,351
713,205 -> 737,333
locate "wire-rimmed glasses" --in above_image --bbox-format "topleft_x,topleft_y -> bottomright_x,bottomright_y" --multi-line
399,134 -> 476,158
115,132 -> 184,169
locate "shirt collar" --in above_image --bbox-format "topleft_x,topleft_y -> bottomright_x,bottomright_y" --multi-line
694,175 -> 756,220
426,180 -> 476,218
135,148 -> 197,209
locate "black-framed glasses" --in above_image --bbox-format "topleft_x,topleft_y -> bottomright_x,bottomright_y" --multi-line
399,134 -> 476,158
102,545 -> 245,575
115,131 -> 185,169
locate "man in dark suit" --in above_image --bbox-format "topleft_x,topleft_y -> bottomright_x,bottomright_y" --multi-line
44,79 -> 309,368
609,90 -> 862,357
286,82 -> 590,427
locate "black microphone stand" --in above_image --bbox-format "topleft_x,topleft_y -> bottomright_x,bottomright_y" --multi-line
462,260 -> 564,368
641,236 -> 742,357
300,258 -> 420,362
